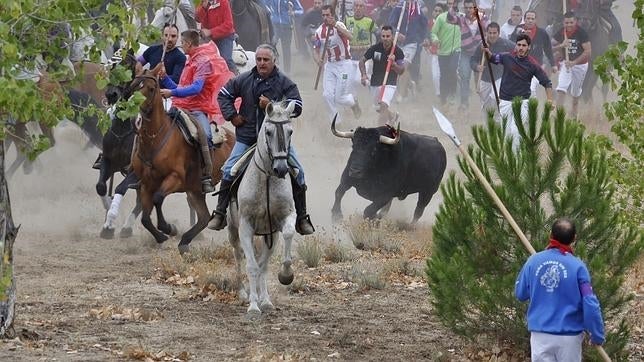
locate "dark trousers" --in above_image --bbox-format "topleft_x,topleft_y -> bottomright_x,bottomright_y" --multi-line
438,52 -> 460,105
275,23 -> 293,73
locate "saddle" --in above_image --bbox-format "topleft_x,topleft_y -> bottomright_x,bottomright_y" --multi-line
167,107 -> 226,148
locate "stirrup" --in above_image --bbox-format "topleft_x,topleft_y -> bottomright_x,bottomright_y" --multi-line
207,210 -> 227,230
201,177 -> 215,194
296,215 -> 315,235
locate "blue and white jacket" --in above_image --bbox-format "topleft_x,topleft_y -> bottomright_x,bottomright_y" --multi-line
263,0 -> 303,26
515,249 -> 605,345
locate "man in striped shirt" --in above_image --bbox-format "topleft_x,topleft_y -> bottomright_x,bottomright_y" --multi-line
314,4 -> 361,122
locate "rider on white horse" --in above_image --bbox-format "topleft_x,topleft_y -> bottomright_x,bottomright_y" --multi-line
208,44 -> 315,235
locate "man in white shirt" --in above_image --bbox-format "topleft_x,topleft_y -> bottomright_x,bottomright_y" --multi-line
500,5 -> 522,40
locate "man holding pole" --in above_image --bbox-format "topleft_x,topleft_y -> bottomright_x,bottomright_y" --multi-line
515,217 -> 605,361
313,4 -> 361,122
552,11 -> 591,119
470,22 -> 514,119
483,33 -> 553,149
359,25 -> 405,125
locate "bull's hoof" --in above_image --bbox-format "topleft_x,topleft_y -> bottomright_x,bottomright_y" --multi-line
177,243 -> 190,255
155,234 -> 169,244
119,227 -> 133,238
96,182 -> 107,196
100,227 -> 115,239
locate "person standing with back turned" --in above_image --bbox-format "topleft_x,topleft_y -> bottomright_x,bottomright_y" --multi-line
515,217 -> 605,361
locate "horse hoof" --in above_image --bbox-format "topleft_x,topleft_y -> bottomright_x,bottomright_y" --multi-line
259,300 -> 275,312
100,227 -> 115,239
96,183 -> 107,196
278,271 -> 294,286
155,234 -> 169,244
168,224 -> 178,237
177,244 -> 190,255
119,227 -> 133,238
246,308 -> 262,321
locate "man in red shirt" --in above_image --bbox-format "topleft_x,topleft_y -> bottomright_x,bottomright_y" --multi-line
196,0 -> 238,73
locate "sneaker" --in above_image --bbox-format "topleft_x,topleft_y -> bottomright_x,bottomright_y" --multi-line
351,98 -> 362,119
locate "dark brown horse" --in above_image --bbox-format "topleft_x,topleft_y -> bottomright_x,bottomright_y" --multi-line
130,65 -> 235,253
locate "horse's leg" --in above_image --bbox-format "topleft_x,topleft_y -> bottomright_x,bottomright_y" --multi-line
96,157 -> 112,197
120,189 -> 142,238
278,214 -> 297,286
228,205 -> 248,302
153,173 -> 183,236
258,232 -> 278,312
239,218 -> 262,318
177,191 -> 209,255
140,187 -> 168,244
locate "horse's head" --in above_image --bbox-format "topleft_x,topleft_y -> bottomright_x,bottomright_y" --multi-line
105,49 -> 137,105
129,64 -> 163,115
151,0 -> 177,28
260,101 -> 296,178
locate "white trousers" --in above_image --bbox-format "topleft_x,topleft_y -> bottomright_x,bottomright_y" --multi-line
479,78 -> 502,120
530,331 -> 583,362
556,62 -> 589,98
499,98 -> 529,150
323,60 -> 356,122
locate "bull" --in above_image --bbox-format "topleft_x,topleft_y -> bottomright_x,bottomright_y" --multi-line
331,116 -> 447,224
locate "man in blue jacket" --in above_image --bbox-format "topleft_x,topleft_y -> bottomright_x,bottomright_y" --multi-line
264,0 -> 304,73
208,44 -> 314,235
515,218 -> 605,361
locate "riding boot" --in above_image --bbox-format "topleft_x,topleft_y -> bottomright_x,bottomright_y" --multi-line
198,131 -> 215,194
92,153 -> 103,170
207,179 -> 232,230
291,179 -> 315,235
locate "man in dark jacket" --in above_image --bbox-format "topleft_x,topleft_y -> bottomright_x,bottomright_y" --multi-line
509,10 -> 556,98
208,44 -> 315,235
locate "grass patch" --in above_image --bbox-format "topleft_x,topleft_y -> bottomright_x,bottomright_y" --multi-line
348,263 -> 386,290
296,238 -> 323,268
345,217 -> 403,254
324,242 -> 353,263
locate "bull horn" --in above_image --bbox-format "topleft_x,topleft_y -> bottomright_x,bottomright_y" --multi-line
379,122 -> 400,145
331,114 -> 354,138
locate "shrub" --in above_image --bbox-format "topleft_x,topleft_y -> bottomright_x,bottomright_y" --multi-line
297,238 -> 323,268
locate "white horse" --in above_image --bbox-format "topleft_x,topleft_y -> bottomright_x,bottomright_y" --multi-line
228,101 -> 297,319
150,0 -> 197,34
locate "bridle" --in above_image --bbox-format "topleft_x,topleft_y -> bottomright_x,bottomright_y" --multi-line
254,119 -> 292,176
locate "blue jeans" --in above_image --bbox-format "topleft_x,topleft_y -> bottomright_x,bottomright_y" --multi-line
189,111 -> 213,148
215,35 -> 238,73
222,141 -> 306,186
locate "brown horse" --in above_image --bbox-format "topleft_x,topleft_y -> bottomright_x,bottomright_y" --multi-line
130,65 -> 235,253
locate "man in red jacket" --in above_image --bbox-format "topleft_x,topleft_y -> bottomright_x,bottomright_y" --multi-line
196,0 -> 238,73
159,30 -> 232,193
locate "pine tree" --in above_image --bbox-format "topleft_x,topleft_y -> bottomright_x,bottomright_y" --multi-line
426,99 -> 643,360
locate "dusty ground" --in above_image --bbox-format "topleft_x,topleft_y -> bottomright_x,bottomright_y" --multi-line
1,3 -> 641,361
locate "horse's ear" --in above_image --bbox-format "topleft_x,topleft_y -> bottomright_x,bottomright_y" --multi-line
266,102 -> 274,116
285,100 -> 295,116
150,62 -> 163,76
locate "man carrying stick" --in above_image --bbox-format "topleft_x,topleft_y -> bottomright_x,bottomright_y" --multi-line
515,218 -> 605,362
359,25 -> 405,125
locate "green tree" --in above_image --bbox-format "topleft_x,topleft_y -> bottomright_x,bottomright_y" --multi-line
594,0 -> 644,226
0,0 -> 157,336
426,100 -> 643,360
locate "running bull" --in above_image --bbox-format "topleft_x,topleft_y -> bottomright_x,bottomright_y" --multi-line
331,116 -> 447,224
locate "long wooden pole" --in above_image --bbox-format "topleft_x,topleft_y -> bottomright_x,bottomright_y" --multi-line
379,1 -> 407,102
472,3 -> 499,112
432,108 -> 611,362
